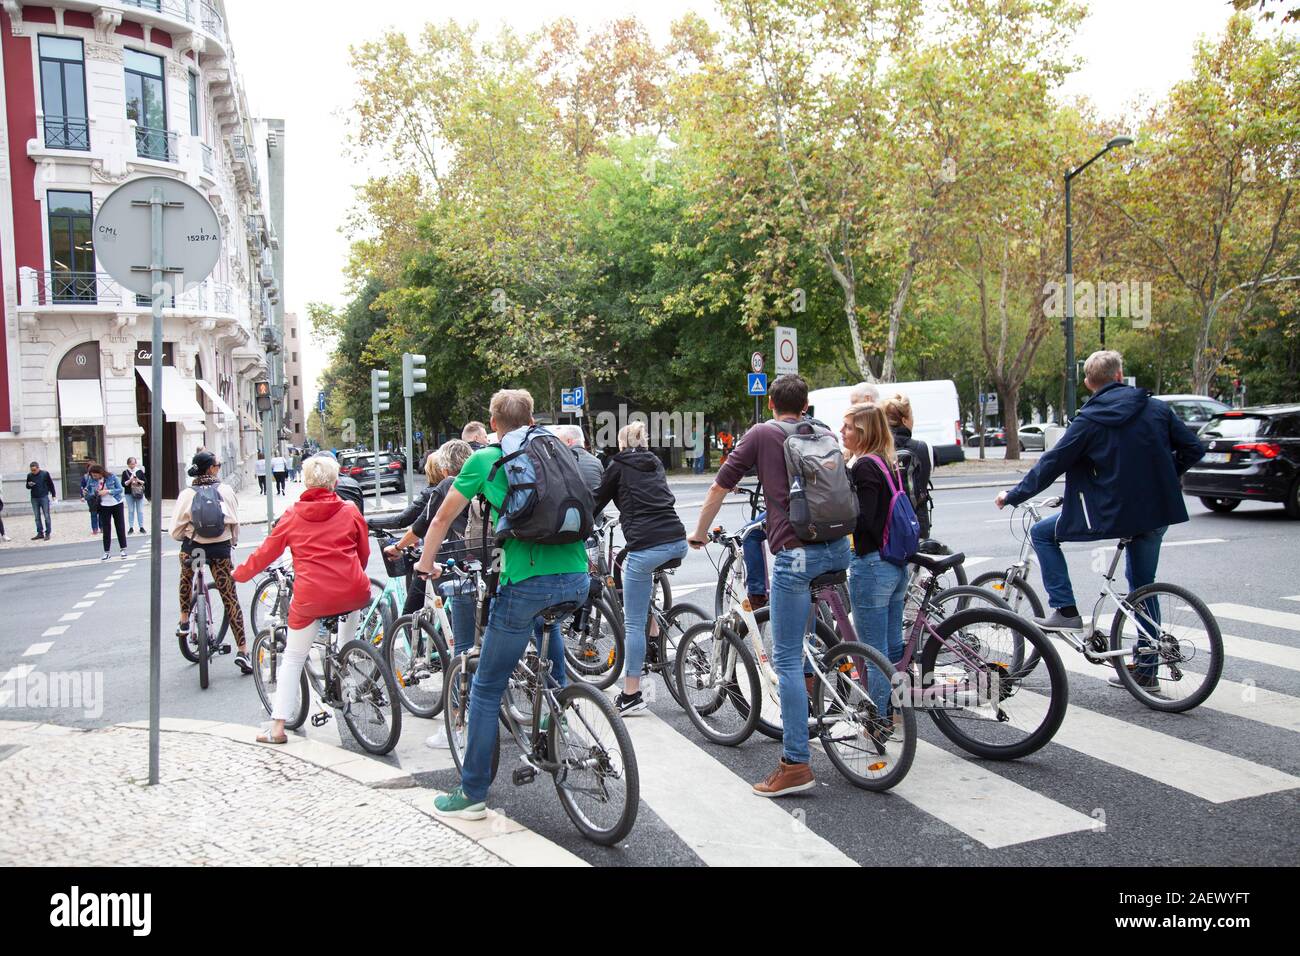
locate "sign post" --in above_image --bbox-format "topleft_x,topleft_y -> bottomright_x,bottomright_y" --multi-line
747,372 -> 768,424
94,176 -> 220,786
402,353 -> 426,508
561,386 -> 586,417
775,326 -> 798,376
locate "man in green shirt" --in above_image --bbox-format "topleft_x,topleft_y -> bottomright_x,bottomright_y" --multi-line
414,389 -> 590,819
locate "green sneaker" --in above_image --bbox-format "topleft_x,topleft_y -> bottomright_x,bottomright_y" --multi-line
433,787 -> 486,820
538,711 -> 569,733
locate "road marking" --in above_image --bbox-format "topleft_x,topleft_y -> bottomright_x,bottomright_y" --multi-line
892,741 -> 1095,849
1103,611 -> 1300,674
58,612 -> 83,623
1,664 -> 35,683
0,558 -> 114,576
72,601 -> 95,610
1091,538 -> 1227,552
23,643 -> 53,657
84,592 -> 106,599
962,557 -> 994,569
624,709 -> 858,866
1284,596 -> 1300,603
670,584 -> 714,597
96,581 -> 115,588
1017,692 -> 1299,803
42,626 -> 68,637
1209,603 -> 1300,634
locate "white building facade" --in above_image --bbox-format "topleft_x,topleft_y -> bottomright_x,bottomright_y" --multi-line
0,0 -> 281,503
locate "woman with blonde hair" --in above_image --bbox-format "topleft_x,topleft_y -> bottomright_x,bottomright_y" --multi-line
592,420 -> 688,715
841,403 -> 909,724
882,393 -> 933,538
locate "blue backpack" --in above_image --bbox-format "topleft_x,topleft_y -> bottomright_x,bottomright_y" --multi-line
488,426 -> 594,545
867,454 -> 920,566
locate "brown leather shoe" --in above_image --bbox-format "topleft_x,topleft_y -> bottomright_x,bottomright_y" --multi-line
752,758 -> 814,798
805,674 -> 817,698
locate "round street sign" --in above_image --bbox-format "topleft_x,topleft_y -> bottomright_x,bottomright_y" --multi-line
93,176 -> 221,297
751,351 -> 764,373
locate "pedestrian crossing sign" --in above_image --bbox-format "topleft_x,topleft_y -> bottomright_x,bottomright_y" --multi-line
748,373 -> 768,396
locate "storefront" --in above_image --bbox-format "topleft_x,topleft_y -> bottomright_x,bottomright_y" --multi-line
55,342 -> 106,499
133,341 -> 204,500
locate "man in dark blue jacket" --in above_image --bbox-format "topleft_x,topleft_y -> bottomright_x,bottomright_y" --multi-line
995,351 -> 1204,648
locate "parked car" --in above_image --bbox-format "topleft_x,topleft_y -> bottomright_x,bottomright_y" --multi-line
1153,394 -> 1230,430
1181,405 -> 1300,518
982,427 -> 1007,447
1018,423 -> 1048,452
338,453 -> 406,493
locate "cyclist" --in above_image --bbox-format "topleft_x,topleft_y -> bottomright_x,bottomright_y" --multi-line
170,451 -> 250,674
882,394 -> 933,539
593,421 -> 688,716
690,374 -> 852,798
414,389 -> 590,820
233,454 -> 372,743
995,350 -> 1204,686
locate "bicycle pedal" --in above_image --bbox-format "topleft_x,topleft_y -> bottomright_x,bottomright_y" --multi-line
512,766 -> 537,786
309,711 -> 331,728
220,644 -> 232,655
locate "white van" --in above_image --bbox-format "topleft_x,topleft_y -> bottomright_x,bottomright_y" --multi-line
807,380 -> 966,465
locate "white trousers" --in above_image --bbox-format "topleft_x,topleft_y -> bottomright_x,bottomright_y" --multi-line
271,615 -> 358,721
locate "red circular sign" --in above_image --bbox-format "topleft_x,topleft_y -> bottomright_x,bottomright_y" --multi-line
779,338 -> 796,362
751,352 -> 764,373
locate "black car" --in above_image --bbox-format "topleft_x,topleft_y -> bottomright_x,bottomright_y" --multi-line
1181,404 -> 1300,518
339,453 -> 406,493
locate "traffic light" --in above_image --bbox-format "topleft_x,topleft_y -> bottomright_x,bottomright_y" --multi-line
371,369 -> 390,415
403,352 -> 427,396
254,380 -> 272,414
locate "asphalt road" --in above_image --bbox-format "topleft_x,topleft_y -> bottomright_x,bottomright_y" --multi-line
2,473 -> 1297,866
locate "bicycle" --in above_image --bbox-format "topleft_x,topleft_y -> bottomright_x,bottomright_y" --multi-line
251,602 -> 403,755
442,600 -> 640,845
177,546 -> 231,690
676,526 -> 916,791
987,498 -> 1223,712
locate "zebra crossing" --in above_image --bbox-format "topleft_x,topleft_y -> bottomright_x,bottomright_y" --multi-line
284,589 -> 1300,865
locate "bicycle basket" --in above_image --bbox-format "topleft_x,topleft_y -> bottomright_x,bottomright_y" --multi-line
382,548 -> 411,579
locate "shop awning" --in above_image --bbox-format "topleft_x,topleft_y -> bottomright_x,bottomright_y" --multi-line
57,379 -> 105,427
135,366 -> 206,422
195,378 -> 237,418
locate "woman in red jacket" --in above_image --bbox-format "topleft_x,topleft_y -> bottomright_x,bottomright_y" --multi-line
234,454 -> 372,744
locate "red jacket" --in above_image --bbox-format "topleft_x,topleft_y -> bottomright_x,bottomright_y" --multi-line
234,488 -> 371,629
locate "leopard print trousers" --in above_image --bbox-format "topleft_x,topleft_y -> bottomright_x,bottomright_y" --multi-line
179,551 -> 247,649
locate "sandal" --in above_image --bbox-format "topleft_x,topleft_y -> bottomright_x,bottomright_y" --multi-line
256,730 -> 288,745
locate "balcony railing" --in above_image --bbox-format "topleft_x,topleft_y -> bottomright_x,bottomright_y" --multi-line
118,0 -> 226,45
134,125 -> 178,163
26,271 -> 233,313
43,116 -> 90,151
201,142 -> 214,175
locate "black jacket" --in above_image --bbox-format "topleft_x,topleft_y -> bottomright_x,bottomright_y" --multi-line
26,470 -> 56,499
368,484 -> 434,533
334,474 -> 364,514
1006,384 -> 1204,540
121,466 -> 149,501
593,448 -> 685,551
891,425 -> 932,536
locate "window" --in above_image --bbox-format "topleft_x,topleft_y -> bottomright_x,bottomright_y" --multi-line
39,36 -> 89,150
125,50 -> 169,161
291,327 -> 297,338
188,71 -> 200,137
294,399 -> 300,411
292,352 -> 298,363
293,375 -> 299,387
47,191 -> 96,303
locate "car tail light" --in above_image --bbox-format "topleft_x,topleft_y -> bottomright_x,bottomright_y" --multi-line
387,461 -> 402,470
1232,442 -> 1281,459
955,420 -> 962,446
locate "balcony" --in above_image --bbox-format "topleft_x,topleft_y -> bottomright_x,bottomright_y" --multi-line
43,116 -> 90,151
116,0 -> 227,47
22,270 -> 234,315
201,142 -> 214,176
134,125 -> 178,164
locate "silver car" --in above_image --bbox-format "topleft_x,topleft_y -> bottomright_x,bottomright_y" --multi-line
1017,424 -> 1047,452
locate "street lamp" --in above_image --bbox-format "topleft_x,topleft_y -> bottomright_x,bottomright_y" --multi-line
1064,135 -> 1132,421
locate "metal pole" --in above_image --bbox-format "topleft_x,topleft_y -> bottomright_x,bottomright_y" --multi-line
373,415 -> 381,509
1064,172 -> 1075,423
263,410 -> 273,527
148,187 -> 163,786
404,391 -> 413,509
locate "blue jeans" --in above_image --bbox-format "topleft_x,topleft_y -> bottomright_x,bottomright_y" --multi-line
449,592 -> 478,657
743,518 -> 769,597
769,538 -> 851,765
461,572 -> 590,802
849,551 -> 909,713
31,496 -> 51,536
621,538 -> 688,680
87,502 -> 100,534
1030,515 -> 1167,610
127,494 -> 145,529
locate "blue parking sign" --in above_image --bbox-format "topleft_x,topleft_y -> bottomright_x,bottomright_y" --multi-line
747,373 -> 767,396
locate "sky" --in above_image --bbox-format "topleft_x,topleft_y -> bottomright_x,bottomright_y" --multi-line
221,0 -> 1274,404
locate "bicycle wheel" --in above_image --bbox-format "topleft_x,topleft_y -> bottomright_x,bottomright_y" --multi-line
971,570 -> 1045,675
549,683 -> 640,845
675,622 -> 761,746
444,654 -> 500,779
252,629 -> 308,730
249,574 -> 286,636
713,549 -> 748,618
930,585 -> 1022,673
903,558 -> 968,631
195,595 -> 211,690
504,651 -> 540,730
356,595 -> 394,650
654,602 -> 710,707
815,641 -> 916,791
336,639 -> 402,755
385,614 -> 450,718
177,621 -> 201,663
1109,582 -> 1223,713
746,607 -> 838,741
920,607 -> 1068,760
561,597 -> 624,690
614,548 -> 673,617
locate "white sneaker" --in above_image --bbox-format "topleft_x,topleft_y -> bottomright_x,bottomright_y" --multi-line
1,535 -> 11,542
424,728 -> 451,749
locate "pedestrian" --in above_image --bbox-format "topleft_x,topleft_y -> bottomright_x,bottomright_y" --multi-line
290,449 -> 302,482
271,451 -> 288,495
172,451 -> 251,674
85,463 -> 128,560
121,457 -> 147,534
689,374 -> 854,798
25,462 -> 56,540
233,454 -> 372,743
80,469 -> 101,536
0,483 -> 11,542
849,382 -> 880,405
996,350 -> 1204,690
255,451 -> 266,494
593,421 -> 689,716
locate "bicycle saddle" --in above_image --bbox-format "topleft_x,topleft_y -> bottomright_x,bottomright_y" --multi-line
908,552 -> 965,575
539,601 -> 582,622
810,569 -> 847,590
653,556 -> 684,573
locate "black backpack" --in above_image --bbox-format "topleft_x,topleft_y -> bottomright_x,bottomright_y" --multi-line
894,444 -> 933,538
191,484 -> 227,538
488,427 -> 595,545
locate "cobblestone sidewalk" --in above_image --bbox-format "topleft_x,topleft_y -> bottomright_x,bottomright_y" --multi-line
0,720 -> 579,867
